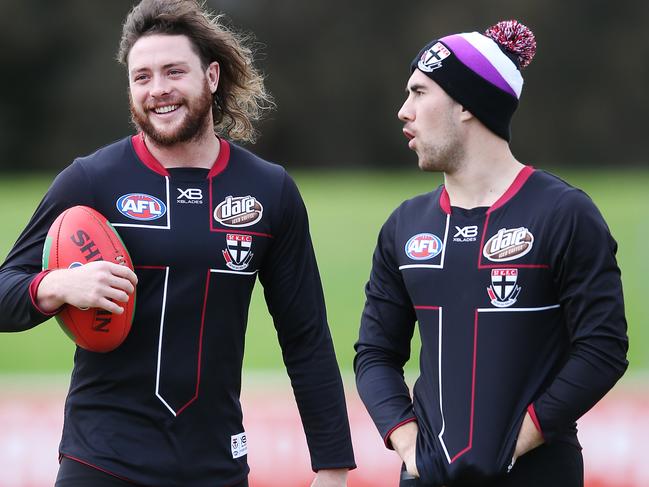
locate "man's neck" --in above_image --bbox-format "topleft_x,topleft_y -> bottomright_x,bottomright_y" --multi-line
443,139 -> 524,209
144,131 -> 221,170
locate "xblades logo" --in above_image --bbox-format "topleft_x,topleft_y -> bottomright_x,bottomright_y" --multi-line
177,188 -> 203,205
453,225 -> 478,242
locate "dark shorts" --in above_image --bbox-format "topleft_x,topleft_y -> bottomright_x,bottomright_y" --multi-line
55,456 -> 250,487
399,441 -> 583,487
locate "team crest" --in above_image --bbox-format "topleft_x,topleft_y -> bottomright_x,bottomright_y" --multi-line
487,269 -> 521,308
405,233 -> 443,260
418,42 -> 451,72
222,234 -> 254,271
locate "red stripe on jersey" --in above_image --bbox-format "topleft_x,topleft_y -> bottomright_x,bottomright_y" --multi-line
175,270 -> 210,416
449,310 -> 478,462
60,455 -> 136,483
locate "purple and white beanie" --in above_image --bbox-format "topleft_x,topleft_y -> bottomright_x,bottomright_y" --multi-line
410,20 -> 537,141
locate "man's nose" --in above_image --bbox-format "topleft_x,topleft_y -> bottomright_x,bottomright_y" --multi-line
398,99 -> 413,122
149,74 -> 171,97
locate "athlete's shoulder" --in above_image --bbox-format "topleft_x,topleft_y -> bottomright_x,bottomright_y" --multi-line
227,142 -> 287,180
393,186 -> 445,217
74,136 -> 134,166
528,169 -> 601,216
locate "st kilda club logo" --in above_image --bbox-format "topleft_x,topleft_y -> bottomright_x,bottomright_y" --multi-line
487,269 -> 521,308
222,234 -> 254,271
214,195 -> 263,228
418,42 -> 451,72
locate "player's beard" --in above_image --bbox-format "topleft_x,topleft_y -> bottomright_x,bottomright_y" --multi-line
130,79 -> 214,146
417,117 -> 465,174
418,137 -> 465,174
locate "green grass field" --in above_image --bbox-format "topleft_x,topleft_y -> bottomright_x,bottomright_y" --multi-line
0,168 -> 647,375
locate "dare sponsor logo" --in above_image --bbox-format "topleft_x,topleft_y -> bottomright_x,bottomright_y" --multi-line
116,193 -> 166,221
482,227 -> 534,262
214,195 -> 263,227
405,233 -> 443,260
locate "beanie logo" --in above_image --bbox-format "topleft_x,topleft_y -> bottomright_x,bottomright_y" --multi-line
418,42 -> 451,72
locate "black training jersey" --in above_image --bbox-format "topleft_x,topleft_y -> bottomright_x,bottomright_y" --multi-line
0,135 -> 355,486
354,166 -> 628,486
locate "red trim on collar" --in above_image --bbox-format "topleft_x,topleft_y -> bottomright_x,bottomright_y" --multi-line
130,134 -> 231,179
207,138 -> 230,179
487,165 -> 535,214
131,134 -> 170,177
438,165 -> 535,215
439,187 -> 452,214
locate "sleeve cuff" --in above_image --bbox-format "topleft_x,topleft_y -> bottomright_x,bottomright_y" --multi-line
383,417 -> 418,450
29,270 -> 62,316
527,403 -> 544,439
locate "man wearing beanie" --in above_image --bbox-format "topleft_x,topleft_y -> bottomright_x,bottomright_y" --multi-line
354,21 -> 628,487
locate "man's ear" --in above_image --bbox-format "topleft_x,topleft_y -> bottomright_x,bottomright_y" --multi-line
206,62 -> 220,94
459,105 -> 474,122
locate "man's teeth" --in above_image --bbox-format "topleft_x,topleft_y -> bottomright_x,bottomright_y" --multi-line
154,105 -> 179,114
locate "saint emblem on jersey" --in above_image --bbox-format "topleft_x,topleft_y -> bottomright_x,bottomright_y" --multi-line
417,42 -> 451,72
405,233 -> 443,260
487,269 -> 521,308
482,227 -> 534,262
214,195 -> 263,227
222,234 -> 254,271
116,193 -> 167,221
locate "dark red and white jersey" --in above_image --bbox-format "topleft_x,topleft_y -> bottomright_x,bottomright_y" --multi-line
0,135 -> 355,486
354,166 -> 628,485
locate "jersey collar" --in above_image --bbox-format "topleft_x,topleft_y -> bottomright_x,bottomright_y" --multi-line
439,165 -> 535,215
130,133 -> 230,179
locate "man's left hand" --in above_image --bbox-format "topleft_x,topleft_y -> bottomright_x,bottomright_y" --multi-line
310,468 -> 348,487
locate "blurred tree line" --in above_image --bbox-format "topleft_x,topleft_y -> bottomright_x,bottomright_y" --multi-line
0,0 -> 647,171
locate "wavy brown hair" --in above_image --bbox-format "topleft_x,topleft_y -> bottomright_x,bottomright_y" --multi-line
117,0 -> 273,143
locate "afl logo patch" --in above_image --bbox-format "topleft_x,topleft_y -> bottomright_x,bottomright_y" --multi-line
116,193 -> 166,221
483,227 -> 534,262
214,195 -> 263,228
405,233 -> 443,260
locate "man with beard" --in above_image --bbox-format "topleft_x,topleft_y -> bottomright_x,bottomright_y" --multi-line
0,1 -> 354,486
354,21 -> 628,487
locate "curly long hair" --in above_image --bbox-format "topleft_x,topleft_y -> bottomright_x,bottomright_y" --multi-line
117,0 -> 273,143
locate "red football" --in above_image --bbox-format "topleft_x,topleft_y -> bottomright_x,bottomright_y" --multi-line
42,205 -> 136,352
